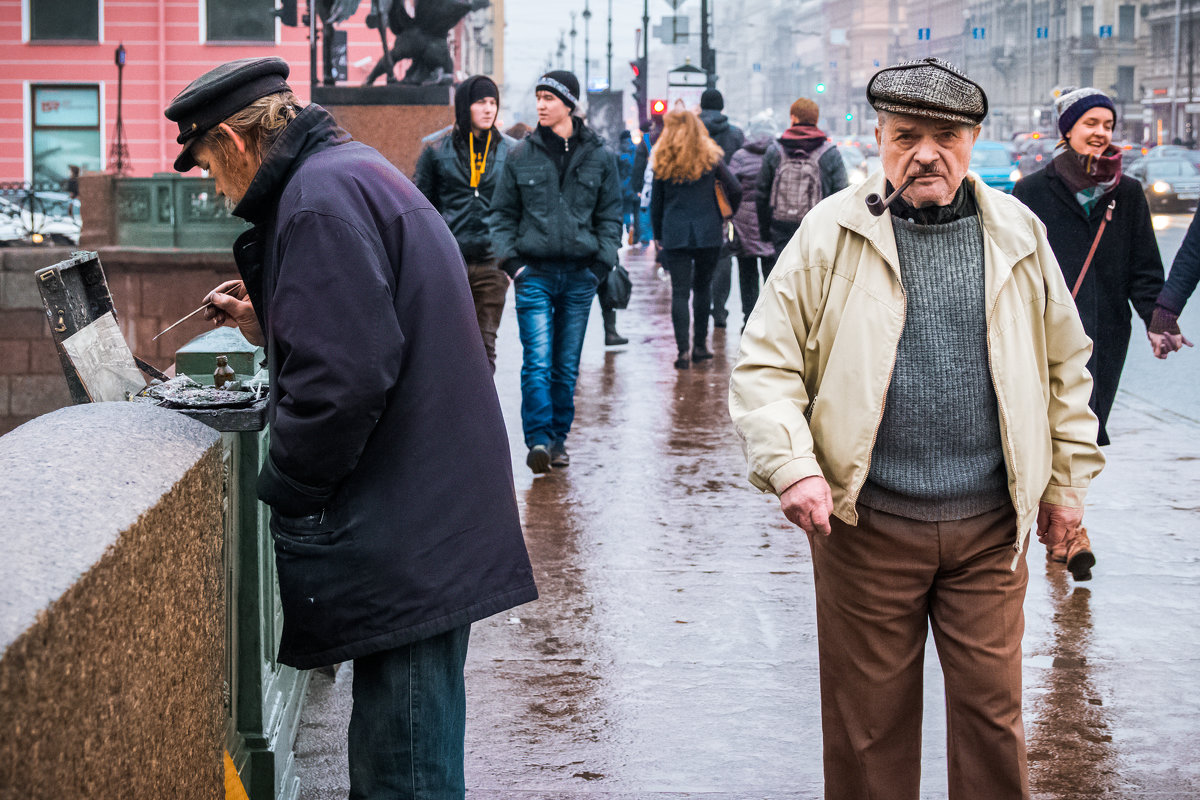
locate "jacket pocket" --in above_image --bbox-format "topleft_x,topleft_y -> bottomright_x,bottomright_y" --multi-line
572,167 -> 603,215
271,509 -> 339,549
515,166 -> 551,216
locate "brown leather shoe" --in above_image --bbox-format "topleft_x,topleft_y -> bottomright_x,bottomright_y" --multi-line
1065,526 -> 1096,581
1046,541 -> 1069,563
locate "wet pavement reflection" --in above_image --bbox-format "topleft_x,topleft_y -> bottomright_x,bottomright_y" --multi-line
295,244 -> 1200,799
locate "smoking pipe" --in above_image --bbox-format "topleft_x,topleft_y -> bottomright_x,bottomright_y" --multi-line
865,166 -> 938,216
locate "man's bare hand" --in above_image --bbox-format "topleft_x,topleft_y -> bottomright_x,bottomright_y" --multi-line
1036,501 -> 1084,548
780,476 -> 834,536
204,280 -> 264,346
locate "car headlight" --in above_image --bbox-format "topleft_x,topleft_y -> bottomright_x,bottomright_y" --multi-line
1153,180 -> 1173,194
1009,169 -> 1021,182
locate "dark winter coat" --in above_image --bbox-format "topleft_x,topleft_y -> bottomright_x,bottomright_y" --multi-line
1159,205 -> 1200,315
1013,161 -> 1164,445
489,119 -> 623,278
413,125 -> 513,262
230,104 -> 536,669
699,109 -> 745,163
617,134 -> 638,204
756,126 -> 848,254
650,159 -> 742,250
728,135 -> 775,258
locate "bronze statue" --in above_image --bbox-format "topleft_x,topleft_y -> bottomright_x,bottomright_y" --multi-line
364,0 -> 490,86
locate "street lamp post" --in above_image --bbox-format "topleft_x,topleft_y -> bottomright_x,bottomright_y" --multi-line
570,12 -> 577,74
607,0 -> 613,90
583,0 -> 593,93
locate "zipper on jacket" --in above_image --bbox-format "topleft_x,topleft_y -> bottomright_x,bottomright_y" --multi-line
985,278 -> 1026,570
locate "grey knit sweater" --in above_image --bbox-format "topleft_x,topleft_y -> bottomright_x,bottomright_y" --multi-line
858,215 -> 1010,521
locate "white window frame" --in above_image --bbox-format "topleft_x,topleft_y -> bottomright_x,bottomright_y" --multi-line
22,0 -> 104,44
198,0 -> 281,45
24,81 -> 107,184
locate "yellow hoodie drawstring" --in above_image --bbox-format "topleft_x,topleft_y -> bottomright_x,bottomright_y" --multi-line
469,130 -> 492,196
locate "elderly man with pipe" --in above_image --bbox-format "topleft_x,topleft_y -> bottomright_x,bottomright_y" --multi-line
729,57 -> 1104,800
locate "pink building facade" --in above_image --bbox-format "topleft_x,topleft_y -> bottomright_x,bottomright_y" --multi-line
0,0 -> 484,185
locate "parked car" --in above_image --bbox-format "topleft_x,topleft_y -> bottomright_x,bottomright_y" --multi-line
970,140 -> 1020,192
1017,137 -> 1058,177
1126,157 -> 1200,212
1143,145 -> 1200,162
839,144 -> 869,185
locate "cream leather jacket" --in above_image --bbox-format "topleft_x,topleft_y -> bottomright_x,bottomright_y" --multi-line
729,173 -> 1105,552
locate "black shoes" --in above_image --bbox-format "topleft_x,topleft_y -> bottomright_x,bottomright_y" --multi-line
526,444 -> 551,474
691,347 -> 714,362
550,441 -> 570,468
605,330 -> 629,346
674,352 -> 690,369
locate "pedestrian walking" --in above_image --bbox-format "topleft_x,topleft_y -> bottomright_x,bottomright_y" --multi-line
415,74 -> 513,374
1148,206 -> 1198,356
729,120 -> 778,330
617,129 -> 638,243
698,88 -> 744,329
756,97 -> 848,256
489,70 -> 622,473
167,57 -> 537,799
1013,87 -> 1165,580
633,116 -> 663,249
650,109 -> 742,369
730,57 -> 1105,800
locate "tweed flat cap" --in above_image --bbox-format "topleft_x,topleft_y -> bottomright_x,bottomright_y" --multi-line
867,57 -> 988,126
164,57 -> 291,172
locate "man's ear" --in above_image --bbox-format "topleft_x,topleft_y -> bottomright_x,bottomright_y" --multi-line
218,122 -> 247,154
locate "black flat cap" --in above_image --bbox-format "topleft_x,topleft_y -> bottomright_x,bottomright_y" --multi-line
164,57 -> 291,172
867,57 -> 988,127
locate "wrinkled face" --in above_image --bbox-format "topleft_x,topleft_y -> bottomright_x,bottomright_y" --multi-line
536,90 -> 571,129
470,96 -> 498,133
875,114 -> 981,207
192,139 -> 259,209
1066,107 -> 1115,157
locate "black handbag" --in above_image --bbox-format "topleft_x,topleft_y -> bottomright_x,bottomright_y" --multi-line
600,264 -> 633,310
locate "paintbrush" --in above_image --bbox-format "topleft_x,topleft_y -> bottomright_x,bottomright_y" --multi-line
152,301 -> 213,341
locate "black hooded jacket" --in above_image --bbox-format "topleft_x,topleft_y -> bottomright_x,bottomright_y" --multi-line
414,75 -> 513,261
699,109 -> 745,163
230,103 -> 536,668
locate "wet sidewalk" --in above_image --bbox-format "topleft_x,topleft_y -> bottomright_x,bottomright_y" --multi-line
295,245 -> 1200,799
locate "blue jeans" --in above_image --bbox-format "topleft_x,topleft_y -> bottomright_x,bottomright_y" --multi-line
348,625 -> 471,799
637,205 -> 652,244
514,266 -> 597,449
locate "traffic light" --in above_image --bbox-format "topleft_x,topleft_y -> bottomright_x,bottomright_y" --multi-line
845,112 -> 854,121
650,98 -> 667,116
630,58 -> 647,121
815,82 -> 826,94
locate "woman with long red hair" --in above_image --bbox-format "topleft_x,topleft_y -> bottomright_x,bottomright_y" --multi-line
650,110 -> 742,369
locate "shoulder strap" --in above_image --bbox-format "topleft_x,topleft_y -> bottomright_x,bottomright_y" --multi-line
1072,199 -> 1116,299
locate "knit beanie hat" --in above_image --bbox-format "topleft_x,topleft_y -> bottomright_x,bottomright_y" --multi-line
790,98 -> 819,126
700,88 -> 724,111
1056,87 -> 1116,136
536,70 -> 580,110
467,75 -> 499,104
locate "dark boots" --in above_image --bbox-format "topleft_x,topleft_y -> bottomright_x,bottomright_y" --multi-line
602,308 -> 628,346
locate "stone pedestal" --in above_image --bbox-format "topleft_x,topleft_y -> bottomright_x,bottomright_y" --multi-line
312,85 -> 454,178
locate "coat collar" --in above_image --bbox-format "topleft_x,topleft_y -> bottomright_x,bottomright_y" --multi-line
836,171 -> 1040,300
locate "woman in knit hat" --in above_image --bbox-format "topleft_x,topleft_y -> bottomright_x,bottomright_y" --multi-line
1013,87 -> 1167,581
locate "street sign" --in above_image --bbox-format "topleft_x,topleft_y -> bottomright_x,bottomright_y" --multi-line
668,62 -> 708,86
752,63 -> 761,73
972,27 -> 986,39
653,16 -> 690,44
917,27 -> 931,40
1184,102 -> 1200,113
1036,26 -> 1049,38
1099,25 -> 1113,38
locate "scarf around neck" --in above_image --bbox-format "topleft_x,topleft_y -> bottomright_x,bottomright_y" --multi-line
1053,142 -> 1122,214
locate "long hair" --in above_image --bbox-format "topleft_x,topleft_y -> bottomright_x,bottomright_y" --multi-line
199,91 -> 301,167
650,110 -> 724,183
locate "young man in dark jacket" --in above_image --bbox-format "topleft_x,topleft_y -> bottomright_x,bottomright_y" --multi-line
166,57 -> 537,798
699,88 -> 745,328
489,70 -> 623,473
415,75 -> 513,373
756,97 -> 849,255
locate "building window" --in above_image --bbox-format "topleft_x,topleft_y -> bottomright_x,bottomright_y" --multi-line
31,85 -> 102,184
206,0 -> 275,42
1081,5 -> 1094,39
30,0 -> 99,41
1117,66 -> 1135,101
1119,5 -> 1135,41
1080,66 -> 1095,88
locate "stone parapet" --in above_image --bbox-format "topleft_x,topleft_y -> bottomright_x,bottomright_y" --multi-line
0,402 -> 225,799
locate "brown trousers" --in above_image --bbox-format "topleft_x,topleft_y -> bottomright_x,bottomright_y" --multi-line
467,260 -> 510,374
810,503 -> 1029,800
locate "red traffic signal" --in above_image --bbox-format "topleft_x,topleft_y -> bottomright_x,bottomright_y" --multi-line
630,60 -> 640,78
650,98 -> 667,115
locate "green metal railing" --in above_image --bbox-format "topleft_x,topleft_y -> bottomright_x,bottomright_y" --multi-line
114,174 -> 249,250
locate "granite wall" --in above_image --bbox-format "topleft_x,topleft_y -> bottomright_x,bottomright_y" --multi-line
0,402 -> 225,799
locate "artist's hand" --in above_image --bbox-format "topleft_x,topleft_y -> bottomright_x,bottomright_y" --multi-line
1148,330 -> 1193,358
780,476 -> 834,537
1035,501 -> 1083,548
204,280 -> 264,347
